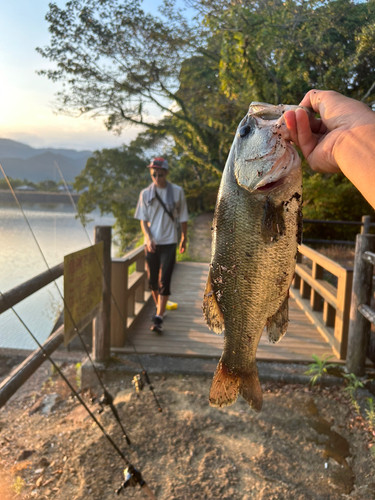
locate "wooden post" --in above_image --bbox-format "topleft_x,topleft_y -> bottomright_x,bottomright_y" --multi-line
110,259 -> 129,348
346,234 -> 375,375
292,252 -> 302,289
310,262 -> 323,311
335,269 -> 353,359
361,215 -> 371,235
300,279 -> 311,299
93,226 -> 112,362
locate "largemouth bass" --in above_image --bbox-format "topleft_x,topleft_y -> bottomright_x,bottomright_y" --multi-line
203,102 -> 306,411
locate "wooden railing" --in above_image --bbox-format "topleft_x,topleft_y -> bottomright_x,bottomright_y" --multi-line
303,214 -> 374,246
290,244 -> 353,360
110,245 -> 151,348
0,227 -> 150,406
0,264 -> 66,407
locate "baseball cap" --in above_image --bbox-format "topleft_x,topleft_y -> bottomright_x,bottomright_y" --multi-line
148,157 -> 169,170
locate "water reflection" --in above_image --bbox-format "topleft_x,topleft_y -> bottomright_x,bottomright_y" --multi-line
0,201 -> 117,349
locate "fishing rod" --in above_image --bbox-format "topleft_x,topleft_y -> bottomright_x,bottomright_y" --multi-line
54,160 -> 163,412
0,291 -> 157,499
0,163 -> 132,444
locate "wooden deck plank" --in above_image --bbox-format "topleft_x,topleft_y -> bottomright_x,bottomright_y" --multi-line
113,262 -> 335,362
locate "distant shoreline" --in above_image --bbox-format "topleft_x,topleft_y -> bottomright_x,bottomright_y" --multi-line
0,189 -> 81,204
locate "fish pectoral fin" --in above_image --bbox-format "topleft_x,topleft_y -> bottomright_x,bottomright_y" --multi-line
266,294 -> 289,343
209,360 -> 263,412
209,360 -> 241,408
202,268 -> 224,334
261,198 -> 286,244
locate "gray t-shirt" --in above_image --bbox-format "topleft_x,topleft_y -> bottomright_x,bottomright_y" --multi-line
134,183 -> 189,244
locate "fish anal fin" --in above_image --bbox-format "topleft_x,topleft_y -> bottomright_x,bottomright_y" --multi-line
239,367 -> 263,412
203,268 -> 224,334
209,360 -> 240,408
267,294 -> 289,344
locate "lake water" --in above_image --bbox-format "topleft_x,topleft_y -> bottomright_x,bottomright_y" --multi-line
0,201 -> 117,350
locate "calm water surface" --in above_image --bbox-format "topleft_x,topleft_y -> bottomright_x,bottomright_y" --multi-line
0,201 -> 117,349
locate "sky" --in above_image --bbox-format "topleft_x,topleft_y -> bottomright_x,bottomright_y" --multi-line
0,0 -> 167,151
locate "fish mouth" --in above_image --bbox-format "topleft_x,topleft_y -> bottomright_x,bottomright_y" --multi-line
255,178 -> 285,192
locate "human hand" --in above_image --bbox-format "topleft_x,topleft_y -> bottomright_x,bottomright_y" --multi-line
145,237 -> 156,253
179,237 -> 186,254
283,90 -> 375,175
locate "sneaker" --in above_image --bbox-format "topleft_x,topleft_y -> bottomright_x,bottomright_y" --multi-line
151,315 -> 163,334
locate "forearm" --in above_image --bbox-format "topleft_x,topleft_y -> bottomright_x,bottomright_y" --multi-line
180,221 -> 187,240
140,220 -> 151,239
334,123 -> 375,208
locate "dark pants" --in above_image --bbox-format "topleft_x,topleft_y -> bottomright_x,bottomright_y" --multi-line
145,244 -> 176,296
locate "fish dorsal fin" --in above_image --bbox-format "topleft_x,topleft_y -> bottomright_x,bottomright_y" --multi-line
203,268 -> 225,334
266,294 -> 289,343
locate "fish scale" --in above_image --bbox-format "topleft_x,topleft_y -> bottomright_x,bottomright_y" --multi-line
203,102 -> 305,411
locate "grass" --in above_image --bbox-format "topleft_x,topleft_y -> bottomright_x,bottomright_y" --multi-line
304,354 -> 338,386
365,398 -> 375,431
12,476 -> 25,495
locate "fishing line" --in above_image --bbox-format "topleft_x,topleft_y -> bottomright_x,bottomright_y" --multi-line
54,161 -> 163,412
0,163 -> 131,444
0,291 -> 157,499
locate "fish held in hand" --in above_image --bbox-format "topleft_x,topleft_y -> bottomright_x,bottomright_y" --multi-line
203,102 -> 307,411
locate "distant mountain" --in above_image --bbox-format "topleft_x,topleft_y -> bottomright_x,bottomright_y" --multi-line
0,138 -> 93,183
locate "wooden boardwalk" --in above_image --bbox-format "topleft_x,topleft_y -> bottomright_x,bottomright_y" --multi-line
115,262 -> 337,362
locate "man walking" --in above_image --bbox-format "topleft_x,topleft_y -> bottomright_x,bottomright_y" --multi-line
134,158 -> 189,334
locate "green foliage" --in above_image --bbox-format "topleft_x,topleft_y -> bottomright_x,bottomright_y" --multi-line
0,177 -> 36,190
75,362 -> 82,388
343,372 -> 365,408
302,170 -> 374,241
304,354 -> 338,386
201,0 -> 375,105
0,177 -> 67,192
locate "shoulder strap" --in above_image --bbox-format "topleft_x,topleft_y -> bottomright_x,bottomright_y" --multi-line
155,190 -> 175,222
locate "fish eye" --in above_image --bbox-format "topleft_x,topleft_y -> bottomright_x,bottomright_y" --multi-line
239,125 -> 252,137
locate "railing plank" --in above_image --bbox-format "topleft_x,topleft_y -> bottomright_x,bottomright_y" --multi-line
0,326 -> 64,408
0,263 -> 64,314
358,304 -> 375,326
295,264 -> 337,308
363,251 -> 375,266
298,244 -> 349,277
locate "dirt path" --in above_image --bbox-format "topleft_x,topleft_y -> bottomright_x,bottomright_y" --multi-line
1,364 -> 375,500
188,212 -> 213,263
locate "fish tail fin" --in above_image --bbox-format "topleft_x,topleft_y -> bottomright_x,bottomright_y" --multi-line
239,366 -> 263,412
209,360 -> 263,411
209,360 -> 240,408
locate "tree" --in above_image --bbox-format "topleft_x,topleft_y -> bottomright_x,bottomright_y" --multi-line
41,0 -> 375,242
74,140 -> 150,249
37,0 -> 227,173
192,0 -> 375,106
